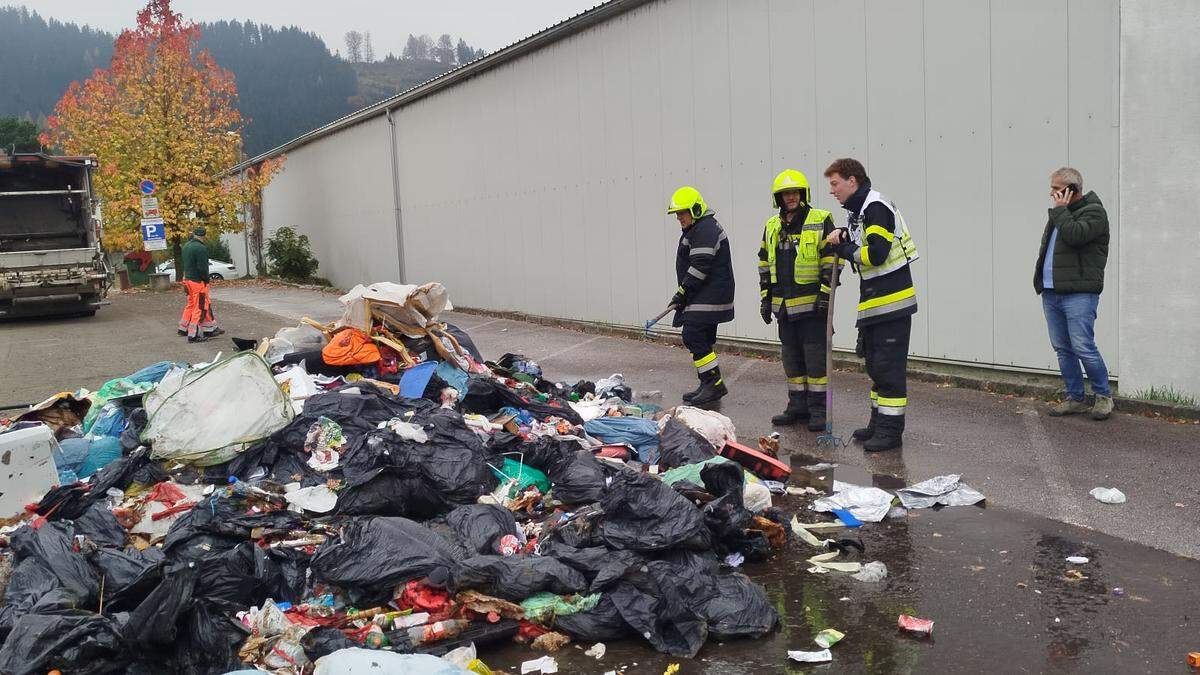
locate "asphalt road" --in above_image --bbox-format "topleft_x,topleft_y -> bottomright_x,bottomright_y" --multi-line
2,284 -> 1198,673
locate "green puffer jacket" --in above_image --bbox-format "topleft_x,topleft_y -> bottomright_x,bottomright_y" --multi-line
1033,191 -> 1109,294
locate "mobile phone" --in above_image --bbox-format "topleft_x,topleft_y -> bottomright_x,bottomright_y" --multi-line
1067,183 -> 1079,194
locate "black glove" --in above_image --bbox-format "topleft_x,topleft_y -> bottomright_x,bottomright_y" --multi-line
670,290 -> 687,309
815,294 -> 829,314
760,300 -> 773,325
855,330 -> 866,358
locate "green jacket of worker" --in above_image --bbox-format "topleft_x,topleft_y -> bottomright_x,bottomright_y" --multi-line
1033,191 -> 1109,294
181,235 -> 209,283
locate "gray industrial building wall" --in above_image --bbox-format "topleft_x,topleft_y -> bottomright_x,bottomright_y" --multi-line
256,115 -> 398,290
393,0 -> 1120,374
1118,0 -> 1200,398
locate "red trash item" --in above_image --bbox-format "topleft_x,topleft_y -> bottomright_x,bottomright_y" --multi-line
597,444 -> 631,460
396,580 -> 452,614
898,614 -> 934,635
718,440 -> 792,481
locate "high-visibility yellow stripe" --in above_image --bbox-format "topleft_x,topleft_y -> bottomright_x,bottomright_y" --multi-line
859,245 -> 871,265
758,260 -> 770,267
785,294 -> 818,307
857,286 -> 916,311
786,376 -> 807,384
876,395 -> 907,407
760,289 -> 769,298
865,225 -> 894,242
807,376 -> 828,385
694,352 -> 718,368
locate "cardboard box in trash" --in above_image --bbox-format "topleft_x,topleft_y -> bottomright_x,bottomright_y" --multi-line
0,425 -> 62,518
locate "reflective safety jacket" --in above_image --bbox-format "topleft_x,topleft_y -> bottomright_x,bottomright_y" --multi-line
757,205 -> 840,319
674,211 -> 735,327
834,185 -> 919,327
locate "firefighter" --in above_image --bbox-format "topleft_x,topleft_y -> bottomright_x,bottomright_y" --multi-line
758,169 -> 840,431
667,186 -> 735,407
823,159 -> 919,451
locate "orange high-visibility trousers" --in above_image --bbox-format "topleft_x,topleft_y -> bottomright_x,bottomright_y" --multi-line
179,280 -> 217,337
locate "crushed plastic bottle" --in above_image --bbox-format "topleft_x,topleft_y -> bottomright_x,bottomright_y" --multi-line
1090,487 -> 1126,504
898,614 -> 934,635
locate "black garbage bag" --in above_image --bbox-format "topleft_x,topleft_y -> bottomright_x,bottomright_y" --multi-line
9,521 -> 99,606
89,446 -> 166,500
162,495 -> 305,554
699,460 -> 744,505
699,571 -> 778,640
508,436 -> 580,474
266,547 -> 312,605
334,466 -> 448,518
554,594 -> 634,642
119,407 -> 149,452
658,418 -> 716,469
461,378 -> 584,425
175,599 -> 250,674
92,547 -> 165,609
0,612 -> 126,675
302,626 -> 360,662
310,517 -> 465,596
74,502 -> 127,548
340,411 -> 495,505
453,554 -> 588,601
0,559 -> 63,639
547,449 -> 609,505
191,541 -> 286,606
540,542 -> 646,592
597,470 -> 711,552
122,561 -> 198,647
608,571 -> 708,658
445,504 -> 518,554
31,483 -> 93,521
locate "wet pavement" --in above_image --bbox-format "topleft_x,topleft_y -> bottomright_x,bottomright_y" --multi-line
3,285 -> 1199,673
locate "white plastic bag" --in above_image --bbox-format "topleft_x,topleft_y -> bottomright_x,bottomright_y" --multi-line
659,406 -> 737,448
1090,487 -> 1126,504
143,353 -> 294,465
315,648 -> 465,674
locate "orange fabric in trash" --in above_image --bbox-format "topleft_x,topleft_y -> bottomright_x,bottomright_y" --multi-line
322,328 -> 382,366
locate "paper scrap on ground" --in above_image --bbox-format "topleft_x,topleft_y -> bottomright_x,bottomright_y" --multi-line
812,484 -> 894,523
896,474 -> 986,509
789,649 -> 832,663
521,655 -> 559,674
1090,487 -> 1126,504
814,628 -> 845,648
851,561 -> 888,582
1065,556 -> 1089,564
807,551 -> 863,574
585,643 -> 606,660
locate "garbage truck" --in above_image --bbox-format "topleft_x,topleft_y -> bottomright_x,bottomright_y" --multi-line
0,152 -> 111,318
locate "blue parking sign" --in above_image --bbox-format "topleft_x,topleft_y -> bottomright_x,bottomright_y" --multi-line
141,217 -> 167,251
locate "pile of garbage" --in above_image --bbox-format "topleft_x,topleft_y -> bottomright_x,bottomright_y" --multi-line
0,282 -> 798,674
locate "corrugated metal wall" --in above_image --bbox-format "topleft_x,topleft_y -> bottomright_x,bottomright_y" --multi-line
268,0 -> 1121,374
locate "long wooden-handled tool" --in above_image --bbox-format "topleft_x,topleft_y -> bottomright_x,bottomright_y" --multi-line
643,305 -> 677,337
817,257 -> 844,448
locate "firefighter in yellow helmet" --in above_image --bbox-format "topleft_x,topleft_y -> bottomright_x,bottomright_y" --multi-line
667,186 -> 735,407
758,170 -> 841,429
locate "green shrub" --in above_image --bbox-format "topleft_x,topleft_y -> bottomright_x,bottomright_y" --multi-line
205,234 -> 233,263
265,226 -> 320,281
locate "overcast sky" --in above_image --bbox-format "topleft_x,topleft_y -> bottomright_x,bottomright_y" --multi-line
12,1 -> 601,55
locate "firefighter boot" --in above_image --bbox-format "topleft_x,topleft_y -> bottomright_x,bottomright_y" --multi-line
681,381 -> 704,403
770,390 -> 809,426
806,390 -> 827,432
863,413 -> 903,452
690,366 -> 728,407
852,408 -> 878,442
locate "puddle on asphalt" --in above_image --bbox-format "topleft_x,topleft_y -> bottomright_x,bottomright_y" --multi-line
483,453 -> 1197,674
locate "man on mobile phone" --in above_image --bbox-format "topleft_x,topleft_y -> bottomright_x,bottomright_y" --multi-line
1034,167 -> 1113,420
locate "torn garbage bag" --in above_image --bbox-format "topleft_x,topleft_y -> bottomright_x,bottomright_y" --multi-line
598,470 -> 710,552
143,352 -> 294,465
554,594 -> 634,642
812,484 -> 895,523
895,474 -> 986,509
0,612 -> 126,675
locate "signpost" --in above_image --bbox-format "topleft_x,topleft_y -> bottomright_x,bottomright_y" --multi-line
138,179 -> 165,251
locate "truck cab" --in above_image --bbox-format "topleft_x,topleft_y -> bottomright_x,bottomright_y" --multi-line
0,153 -> 111,318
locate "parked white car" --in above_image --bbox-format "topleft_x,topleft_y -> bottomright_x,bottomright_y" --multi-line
157,259 -> 238,282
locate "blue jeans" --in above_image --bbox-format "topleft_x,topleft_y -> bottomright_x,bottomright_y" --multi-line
1041,291 -> 1111,399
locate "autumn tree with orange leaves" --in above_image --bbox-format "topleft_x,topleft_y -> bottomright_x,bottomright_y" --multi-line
41,0 -> 282,268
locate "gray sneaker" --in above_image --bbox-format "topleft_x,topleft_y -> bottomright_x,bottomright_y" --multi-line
1090,395 -> 1114,420
1048,398 -> 1090,416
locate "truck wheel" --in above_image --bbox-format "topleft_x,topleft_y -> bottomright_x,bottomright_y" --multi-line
209,273 -> 224,281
